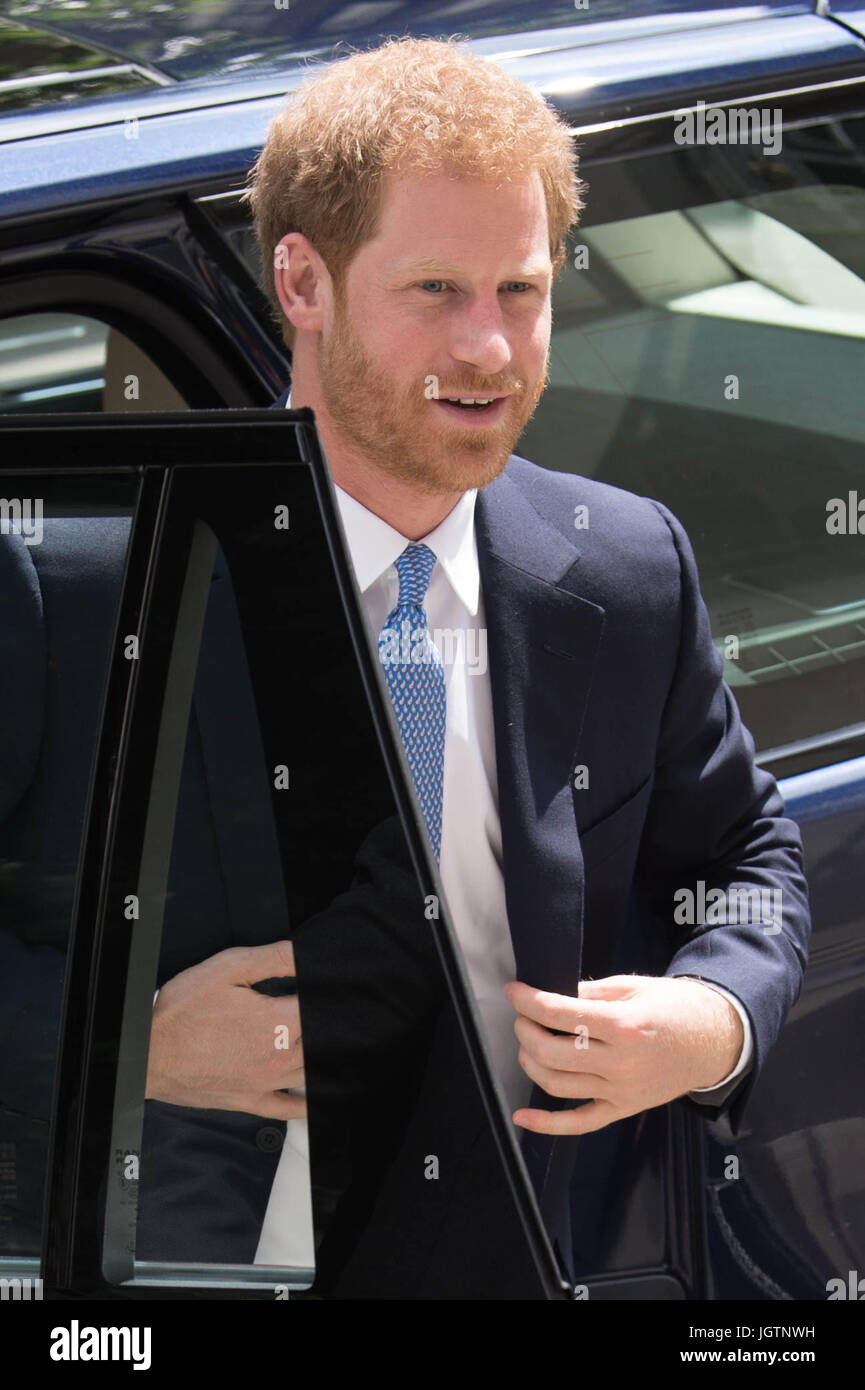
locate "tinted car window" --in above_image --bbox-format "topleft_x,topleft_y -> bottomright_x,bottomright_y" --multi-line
0,475 -> 136,1260
0,309 -> 188,1265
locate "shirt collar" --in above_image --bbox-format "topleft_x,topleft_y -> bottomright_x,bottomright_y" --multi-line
285,389 -> 480,614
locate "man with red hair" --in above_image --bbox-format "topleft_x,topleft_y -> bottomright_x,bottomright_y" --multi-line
147,38 -> 810,1280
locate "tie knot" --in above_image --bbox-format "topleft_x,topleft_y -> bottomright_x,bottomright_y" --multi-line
394,542 -> 436,608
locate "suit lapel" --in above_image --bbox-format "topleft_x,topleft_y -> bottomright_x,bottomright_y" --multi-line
475,462 -> 605,996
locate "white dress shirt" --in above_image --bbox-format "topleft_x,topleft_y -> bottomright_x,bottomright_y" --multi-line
252,395 -> 753,1268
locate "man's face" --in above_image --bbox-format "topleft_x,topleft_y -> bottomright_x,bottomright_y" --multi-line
317,168 -> 553,495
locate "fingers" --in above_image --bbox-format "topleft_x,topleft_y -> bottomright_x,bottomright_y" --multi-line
149,947 -> 309,1114
513,1013 -> 610,1071
504,980 -> 617,1039
517,1042 -> 606,1100
512,1100 -> 615,1136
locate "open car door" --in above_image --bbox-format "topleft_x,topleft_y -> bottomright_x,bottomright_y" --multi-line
0,409 -> 568,1301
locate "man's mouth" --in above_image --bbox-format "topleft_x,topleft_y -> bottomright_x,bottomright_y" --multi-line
434,395 -> 509,424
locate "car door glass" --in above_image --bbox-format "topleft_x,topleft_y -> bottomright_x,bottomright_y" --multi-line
0,307 -> 187,1277
0,472 -> 136,1270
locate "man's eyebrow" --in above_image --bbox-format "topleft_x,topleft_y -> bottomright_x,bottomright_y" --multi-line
392,257 -> 551,279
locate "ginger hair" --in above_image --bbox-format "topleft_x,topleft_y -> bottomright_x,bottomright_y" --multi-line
243,36 -> 585,352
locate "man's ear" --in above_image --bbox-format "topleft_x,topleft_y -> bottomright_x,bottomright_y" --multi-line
273,233 -> 330,336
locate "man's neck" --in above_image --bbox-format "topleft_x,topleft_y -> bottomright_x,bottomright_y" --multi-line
329,457 -> 463,540
289,377 -> 463,541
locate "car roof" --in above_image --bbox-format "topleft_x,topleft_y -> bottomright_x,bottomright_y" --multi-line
0,2 -> 818,85
1,4 -> 865,225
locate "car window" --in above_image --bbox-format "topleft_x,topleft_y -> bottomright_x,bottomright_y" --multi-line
517,138 -> 865,764
0,16 -> 161,115
0,313 -> 188,413
0,473 -> 136,1270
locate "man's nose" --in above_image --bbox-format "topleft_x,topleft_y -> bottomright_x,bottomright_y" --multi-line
447,297 -> 513,377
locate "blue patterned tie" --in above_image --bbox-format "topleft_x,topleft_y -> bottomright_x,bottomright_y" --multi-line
377,543 -> 446,861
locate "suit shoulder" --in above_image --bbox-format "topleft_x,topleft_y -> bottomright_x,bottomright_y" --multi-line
503,453 -> 677,550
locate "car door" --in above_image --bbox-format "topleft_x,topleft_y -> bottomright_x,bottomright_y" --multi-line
0,408 -> 570,1302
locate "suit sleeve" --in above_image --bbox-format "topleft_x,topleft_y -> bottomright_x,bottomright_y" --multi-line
640,499 -> 811,1134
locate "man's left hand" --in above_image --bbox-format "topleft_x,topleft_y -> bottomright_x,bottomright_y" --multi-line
505,974 -> 744,1135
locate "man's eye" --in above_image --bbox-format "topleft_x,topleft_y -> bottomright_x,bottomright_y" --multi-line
415,280 -> 534,295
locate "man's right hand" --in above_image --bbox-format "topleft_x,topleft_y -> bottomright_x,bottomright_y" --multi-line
145,941 -> 306,1120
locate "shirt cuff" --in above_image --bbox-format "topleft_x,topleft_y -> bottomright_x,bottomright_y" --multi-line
674,976 -> 753,1097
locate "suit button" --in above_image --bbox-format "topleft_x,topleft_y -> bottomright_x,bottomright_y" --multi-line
255,1125 -> 283,1153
